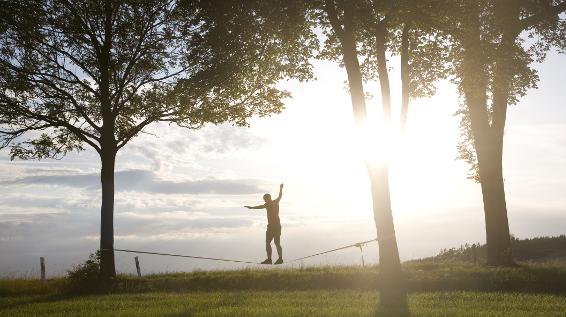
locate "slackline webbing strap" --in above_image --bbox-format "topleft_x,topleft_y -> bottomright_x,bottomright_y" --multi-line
107,236 -> 385,265
287,238 -> 377,263
106,248 -> 259,264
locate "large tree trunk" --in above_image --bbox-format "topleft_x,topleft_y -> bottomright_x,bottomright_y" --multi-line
99,146 -> 117,278
460,0 -> 514,267
476,136 -> 513,265
98,0 -> 116,279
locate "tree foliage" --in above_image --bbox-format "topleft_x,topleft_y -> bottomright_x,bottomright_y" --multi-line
449,0 -> 566,180
314,0 -> 450,104
0,0 -> 316,159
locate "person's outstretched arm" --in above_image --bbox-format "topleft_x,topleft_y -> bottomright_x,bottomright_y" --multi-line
245,204 -> 265,210
274,183 -> 283,202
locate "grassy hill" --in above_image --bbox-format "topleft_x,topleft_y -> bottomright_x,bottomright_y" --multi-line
3,290 -> 566,317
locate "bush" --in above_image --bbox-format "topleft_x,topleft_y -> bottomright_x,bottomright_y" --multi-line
66,250 -> 103,292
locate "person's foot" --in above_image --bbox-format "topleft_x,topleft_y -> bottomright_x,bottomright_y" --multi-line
274,258 -> 283,265
261,258 -> 272,264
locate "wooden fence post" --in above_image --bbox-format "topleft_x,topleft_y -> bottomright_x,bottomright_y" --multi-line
472,244 -> 477,265
40,257 -> 46,281
134,256 -> 141,277
356,244 -> 365,267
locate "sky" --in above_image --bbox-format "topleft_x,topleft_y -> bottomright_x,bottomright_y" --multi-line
0,50 -> 565,278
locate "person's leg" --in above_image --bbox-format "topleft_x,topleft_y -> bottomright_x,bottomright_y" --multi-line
266,237 -> 273,260
274,225 -> 283,264
274,234 -> 282,259
263,227 -> 273,264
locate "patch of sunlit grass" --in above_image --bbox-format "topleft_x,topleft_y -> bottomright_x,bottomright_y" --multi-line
2,291 -> 566,317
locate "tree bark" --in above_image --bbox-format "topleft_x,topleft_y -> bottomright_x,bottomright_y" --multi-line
476,138 -> 513,265
99,145 -> 117,278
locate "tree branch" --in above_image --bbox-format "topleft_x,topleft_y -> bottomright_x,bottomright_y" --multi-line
10,103 -> 102,153
519,0 -> 566,31
116,116 -> 156,149
324,0 -> 345,41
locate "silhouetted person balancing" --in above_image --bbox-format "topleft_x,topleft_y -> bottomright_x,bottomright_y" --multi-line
245,183 -> 284,265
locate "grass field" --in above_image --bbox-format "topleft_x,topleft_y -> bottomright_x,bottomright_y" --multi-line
2,291 -> 566,317
2,263 -> 566,316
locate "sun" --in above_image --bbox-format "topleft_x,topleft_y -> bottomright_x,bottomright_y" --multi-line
355,117 -> 402,168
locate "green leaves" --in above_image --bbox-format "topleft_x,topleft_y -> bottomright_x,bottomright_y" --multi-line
448,0 -> 565,174
9,130 -> 85,160
0,0 -> 317,157
315,0 -> 451,101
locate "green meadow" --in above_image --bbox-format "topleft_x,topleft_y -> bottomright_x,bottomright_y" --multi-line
2,291 -> 566,317
2,263 -> 566,317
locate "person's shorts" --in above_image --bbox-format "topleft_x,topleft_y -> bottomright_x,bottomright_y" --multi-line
266,224 -> 282,242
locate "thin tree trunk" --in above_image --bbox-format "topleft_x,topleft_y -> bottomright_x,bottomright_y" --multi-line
374,25 -> 392,120
99,146 -> 116,278
324,0 -> 406,307
367,163 -> 406,307
372,19 -> 406,308
400,22 -> 411,135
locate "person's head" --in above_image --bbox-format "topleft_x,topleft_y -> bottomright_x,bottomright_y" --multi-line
263,193 -> 272,203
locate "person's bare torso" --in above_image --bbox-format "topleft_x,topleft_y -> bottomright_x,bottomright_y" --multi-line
265,201 -> 280,225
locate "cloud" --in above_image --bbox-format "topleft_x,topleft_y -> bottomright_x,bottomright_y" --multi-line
118,123 -> 267,174
1,169 -> 266,195
127,144 -> 163,171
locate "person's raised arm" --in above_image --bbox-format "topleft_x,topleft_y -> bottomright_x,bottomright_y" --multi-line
245,204 -> 265,210
275,183 -> 283,202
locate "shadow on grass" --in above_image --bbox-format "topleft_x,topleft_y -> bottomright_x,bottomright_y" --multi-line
375,304 -> 411,317
0,293 -> 81,311
372,290 -> 411,317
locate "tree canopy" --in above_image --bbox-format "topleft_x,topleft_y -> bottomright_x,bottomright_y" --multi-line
0,0 -> 316,159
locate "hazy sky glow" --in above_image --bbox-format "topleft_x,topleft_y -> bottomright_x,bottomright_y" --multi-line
1,51 -> 565,277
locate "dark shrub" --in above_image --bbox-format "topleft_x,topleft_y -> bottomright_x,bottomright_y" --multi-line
66,250 -> 105,292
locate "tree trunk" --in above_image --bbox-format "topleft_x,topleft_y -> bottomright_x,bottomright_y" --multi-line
99,147 -> 116,278
98,0 -> 116,279
476,136 -> 513,266
374,25 -> 392,120
372,21 -> 407,307
367,163 -> 406,307
400,22 -> 411,135
323,0 -> 406,307
460,0 -> 514,267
